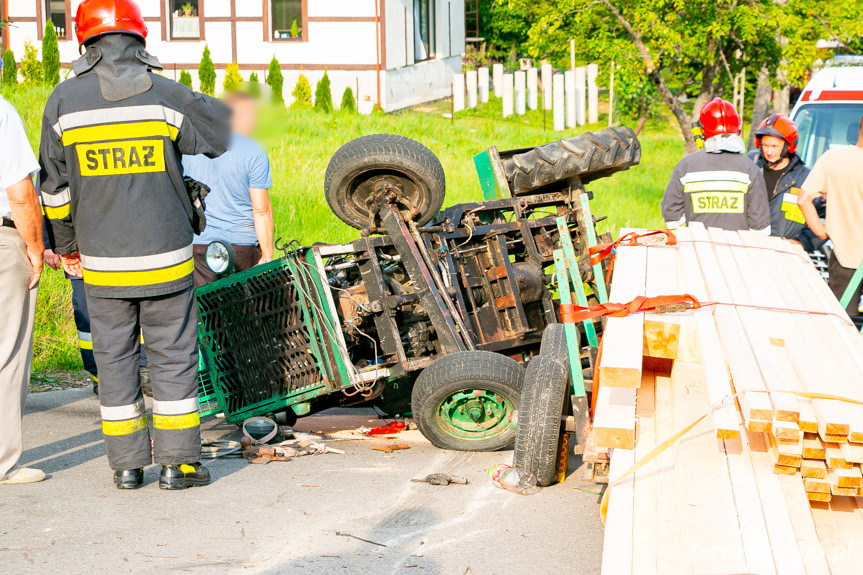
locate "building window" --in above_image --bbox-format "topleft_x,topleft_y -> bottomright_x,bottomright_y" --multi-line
45,0 -> 67,39
271,0 -> 303,40
413,0 -> 435,62
171,0 -> 200,40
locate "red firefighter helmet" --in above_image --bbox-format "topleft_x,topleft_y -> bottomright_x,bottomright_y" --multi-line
699,97 -> 741,140
75,0 -> 147,46
754,113 -> 799,154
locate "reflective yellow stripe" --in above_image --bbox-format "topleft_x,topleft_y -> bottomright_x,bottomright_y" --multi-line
102,414 -> 148,436
683,181 -> 749,194
44,204 -> 71,219
61,121 -> 179,146
83,258 -> 194,287
152,412 -> 200,430
78,339 -> 93,350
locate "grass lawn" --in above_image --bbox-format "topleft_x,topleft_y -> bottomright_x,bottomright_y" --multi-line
2,85 -> 682,380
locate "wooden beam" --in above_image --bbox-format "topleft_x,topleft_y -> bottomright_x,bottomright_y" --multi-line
684,224 -> 773,428
592,385 -> 636,449
601,446 -> 634,575
739,231 -> 854,438
631,371 -> 658,575
675,227 -> 740,440
599,245 -> 647,388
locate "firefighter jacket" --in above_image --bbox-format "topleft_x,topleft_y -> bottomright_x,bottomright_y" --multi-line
661,150 -> 770,232
40,34 -> 229,298
754,153 -> 811,240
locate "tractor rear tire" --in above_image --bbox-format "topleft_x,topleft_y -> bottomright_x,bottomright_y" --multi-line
324,134 -> 446,230
412,351 -> 524,452
502,127 -> 641,195
513,356 -> 570,487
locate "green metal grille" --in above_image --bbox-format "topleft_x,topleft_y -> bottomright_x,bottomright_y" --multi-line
196,256 -> 332,423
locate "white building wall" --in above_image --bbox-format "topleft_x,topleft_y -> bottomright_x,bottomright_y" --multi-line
3,0 -> 462,112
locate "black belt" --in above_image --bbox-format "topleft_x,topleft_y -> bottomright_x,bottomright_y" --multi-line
1,217 -> 15,229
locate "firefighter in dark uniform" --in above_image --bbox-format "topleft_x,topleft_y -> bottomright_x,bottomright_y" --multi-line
753,113 -> 825,250
662,98 -> 770,233
40,0 -> 229,490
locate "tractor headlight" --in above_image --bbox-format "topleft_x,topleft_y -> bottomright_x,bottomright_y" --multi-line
205,241 -> 235,275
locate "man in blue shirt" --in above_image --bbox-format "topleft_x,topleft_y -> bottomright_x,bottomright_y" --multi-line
183,91 -> 274,286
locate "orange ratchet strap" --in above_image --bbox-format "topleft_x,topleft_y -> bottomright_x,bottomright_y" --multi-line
588,229 -> 677,267
559,294 -> 701,324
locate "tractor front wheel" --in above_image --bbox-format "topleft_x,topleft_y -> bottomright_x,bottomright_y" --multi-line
412,351 -> 524,452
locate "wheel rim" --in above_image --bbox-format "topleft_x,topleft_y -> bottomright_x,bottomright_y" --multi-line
434,388 -> 515,441
341,170 -> 431,227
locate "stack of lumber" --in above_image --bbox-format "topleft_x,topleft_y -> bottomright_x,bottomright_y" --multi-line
596,222 -> 863,575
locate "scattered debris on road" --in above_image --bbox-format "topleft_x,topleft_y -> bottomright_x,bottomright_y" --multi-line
411,473 -> 468,486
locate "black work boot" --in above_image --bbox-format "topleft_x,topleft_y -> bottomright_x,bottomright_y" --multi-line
159,463 -> 210,490
114,468 -> 144,489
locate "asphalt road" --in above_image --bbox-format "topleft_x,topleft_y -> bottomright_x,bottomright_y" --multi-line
2,388 -> 605,575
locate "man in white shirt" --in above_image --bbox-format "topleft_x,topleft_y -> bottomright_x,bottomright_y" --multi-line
0,95 -> 46,485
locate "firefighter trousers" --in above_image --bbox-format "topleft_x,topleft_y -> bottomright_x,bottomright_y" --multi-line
69,276 -> 98,380
86,285 -> 200,470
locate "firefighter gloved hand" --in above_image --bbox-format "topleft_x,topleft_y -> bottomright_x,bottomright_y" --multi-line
60,251 -> 83,278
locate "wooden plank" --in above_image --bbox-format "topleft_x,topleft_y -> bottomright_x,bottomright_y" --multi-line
674,227 -> 741,440
740,231 -> 854,438
744,430 -> 807,575
802,459 -> 828,479
631,371 -> 658,575
685,224 -> 773,427
653,372 -> 680,574
826,448 -> 853,470
762,235 -> 863,441
600,446 -> 634,575
803,438 -> 827,460
592,386 -> 636,449
723,434 -> 777,575
832,467 -> 863,489
599,245 -> 647,387
808,491 -> 832,503
664,361 -> 748,574
713,228 -> 800,423
805,477 -> 831,493
642,245 -> 681,361
774,419 -> 802,441
840,443 -> 863,464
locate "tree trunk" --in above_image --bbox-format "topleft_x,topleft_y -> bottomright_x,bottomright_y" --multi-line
748,67 -> 773,150
690,42 -> 721,125
601,0 -> 697,153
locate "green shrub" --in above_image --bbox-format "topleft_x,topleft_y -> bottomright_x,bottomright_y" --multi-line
291,74 -> 311,109
223,62 -> 242,92
41,20 -> 60,86
179,69 -> 193,89
340,86 -> 356,113
266,56 -> 284,103
20,42 -> 41,86
291,19 -> 299,38
248,71 -> 261,98
199,45 -> 215,95
314,70 -> 333,113
2,49 -> 16,85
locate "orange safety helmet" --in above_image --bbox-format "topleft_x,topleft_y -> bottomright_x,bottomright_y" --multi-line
754,113 -> 799,154
698,97 -> 741,140
75,0 -> 147,46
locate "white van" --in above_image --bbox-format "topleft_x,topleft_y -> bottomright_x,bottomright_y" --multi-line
790,57 -> 863,167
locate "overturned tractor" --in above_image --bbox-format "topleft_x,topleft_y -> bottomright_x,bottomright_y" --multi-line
195,127 -> 641,452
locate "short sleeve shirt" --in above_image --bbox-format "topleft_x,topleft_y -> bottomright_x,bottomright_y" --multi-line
0,96 -> 40,219
182,133 -> 272,246
802,146 -> 863,268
